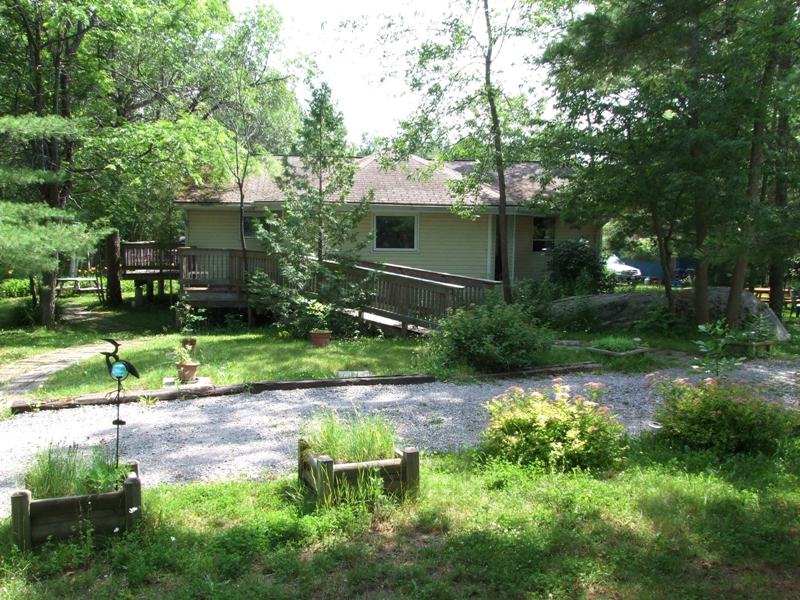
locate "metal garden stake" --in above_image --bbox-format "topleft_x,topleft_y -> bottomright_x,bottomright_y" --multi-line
101,339 -> 140,470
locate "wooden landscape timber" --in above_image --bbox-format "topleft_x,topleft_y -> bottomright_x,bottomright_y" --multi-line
298,439 -> 419,502
11,461 -> 142,550
8,363 -> 600,414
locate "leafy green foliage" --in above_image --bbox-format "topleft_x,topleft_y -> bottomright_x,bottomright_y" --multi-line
655,380 -> 800,455
692,319 -> 745,376
0,278 -> 29,299
420,299 -> 554,374
170,297 -> 206,336
23,445 -> 128,499
0,203 -> 109,278
482,383 -> 626,471
547,240 -> 614,296
302,411 -> 397,463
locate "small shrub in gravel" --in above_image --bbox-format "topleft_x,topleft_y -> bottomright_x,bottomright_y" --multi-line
420,299 -> 553,375
654,379 -> 800,455
482,382 -> 627,472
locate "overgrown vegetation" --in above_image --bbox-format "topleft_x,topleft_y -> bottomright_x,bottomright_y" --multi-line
301,412 -> 397,463
482,383 -> 627,472
654,380 -> 800,456
23,445 -> 128,499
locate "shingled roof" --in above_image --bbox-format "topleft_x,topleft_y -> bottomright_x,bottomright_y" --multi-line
178,154 -> 553,207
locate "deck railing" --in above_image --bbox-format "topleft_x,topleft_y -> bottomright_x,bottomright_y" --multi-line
178,248 -> 490,327
121,242 -> 180,275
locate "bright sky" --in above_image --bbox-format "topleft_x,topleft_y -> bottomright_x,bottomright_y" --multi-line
229,0 -> 542,144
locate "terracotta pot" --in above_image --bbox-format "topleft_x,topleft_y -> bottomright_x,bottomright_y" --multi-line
176,362 -> 200,383
309,330 -> 332,348
180,337 -> 197,352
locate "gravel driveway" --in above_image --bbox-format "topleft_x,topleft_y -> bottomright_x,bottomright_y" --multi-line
1,360 -> 797,517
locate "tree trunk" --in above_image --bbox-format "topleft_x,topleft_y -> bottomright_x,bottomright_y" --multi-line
28,276 -> 38,307
768,31 -> 792,321
40,270 -> 57,328
725,4 -> 786,327
105,231 -> 123,307
482,0 -> 512,303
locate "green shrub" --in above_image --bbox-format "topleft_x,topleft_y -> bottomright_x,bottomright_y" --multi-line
591,336 -> 638,352
302,411 -> 397,462
23,445 -> 128,499
420,299 -> 553,374
654,380 -> 800,455
482,383 -> 627,471
0,278 -> 29,298
547,240 -> 614,296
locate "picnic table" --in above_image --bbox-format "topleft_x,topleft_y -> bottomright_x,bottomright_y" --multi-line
753,287 -> 799,316
56,277 -> 100,295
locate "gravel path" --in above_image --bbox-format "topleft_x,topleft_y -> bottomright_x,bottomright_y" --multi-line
1,359 -> 797,517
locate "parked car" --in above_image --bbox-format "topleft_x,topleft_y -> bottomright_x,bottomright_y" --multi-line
606,255 -> 642,282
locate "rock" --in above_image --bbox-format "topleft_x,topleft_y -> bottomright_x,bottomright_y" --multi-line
548,286 -> 791,341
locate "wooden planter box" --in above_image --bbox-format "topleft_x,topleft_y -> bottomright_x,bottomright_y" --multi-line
725,340 -> 774,357
298,440 -> 419,503
11,461 -> 142,550
586,347 -> 648,358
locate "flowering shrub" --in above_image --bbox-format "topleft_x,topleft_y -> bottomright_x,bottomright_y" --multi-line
482,382 -> 626,471
654,379 -> 799,455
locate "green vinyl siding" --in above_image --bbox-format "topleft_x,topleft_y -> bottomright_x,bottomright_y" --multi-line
185,209 -> 265,251
356,212 -> 491,279
513,216 -> 599,281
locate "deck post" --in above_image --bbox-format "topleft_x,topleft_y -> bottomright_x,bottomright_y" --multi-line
123,470 -> 142,531
11,490 -> 32,551
401,448 -> 420,498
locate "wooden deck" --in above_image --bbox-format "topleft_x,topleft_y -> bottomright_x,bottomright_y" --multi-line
121,241 -> 180,280
177,248 -> 500,329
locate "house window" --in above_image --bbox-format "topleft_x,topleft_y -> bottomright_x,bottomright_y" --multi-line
375,215 -> 417,251
532,217 -> 555,251
243,216 -> 268,238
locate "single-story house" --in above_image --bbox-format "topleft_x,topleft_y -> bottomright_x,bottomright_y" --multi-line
176,154 -> 600,283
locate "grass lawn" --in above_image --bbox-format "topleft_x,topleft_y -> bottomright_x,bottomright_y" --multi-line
0,298 -> 173,367
34,331 -> 421,400
1,437 -> 798,599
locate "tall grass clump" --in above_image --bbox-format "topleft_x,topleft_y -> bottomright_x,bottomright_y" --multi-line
23,445 -> 128,498
591,335 -> 639,352
302,411 -> 397,462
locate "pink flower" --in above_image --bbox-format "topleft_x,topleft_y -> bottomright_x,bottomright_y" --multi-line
551,377 -> 564,385
507,386 -> 524,395
584,382 -> 604,390
673,378 -> 690,386
703,377 -> 718,386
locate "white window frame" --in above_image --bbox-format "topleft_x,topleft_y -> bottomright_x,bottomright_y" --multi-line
373,213 -> 419,253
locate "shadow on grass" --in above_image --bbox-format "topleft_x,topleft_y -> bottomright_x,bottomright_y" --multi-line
3,443 -> 799,599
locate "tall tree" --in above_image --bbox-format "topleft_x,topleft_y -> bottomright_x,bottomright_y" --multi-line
538,0 -> 800,324
250,82 -> 371,335
383,0 -> 537,302
209,6 -> 298,276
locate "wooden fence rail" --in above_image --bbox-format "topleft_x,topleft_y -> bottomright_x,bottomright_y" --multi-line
121,242 -> 180,275
177,248 -> 497,327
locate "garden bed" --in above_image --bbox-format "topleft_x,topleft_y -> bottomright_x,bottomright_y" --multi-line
298,439 -> 419,502
11,461 -> 142,550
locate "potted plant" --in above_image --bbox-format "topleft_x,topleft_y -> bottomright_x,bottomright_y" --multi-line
171,297 -> 205,351
173,343 -> 200,383
307,301 -> 333,348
